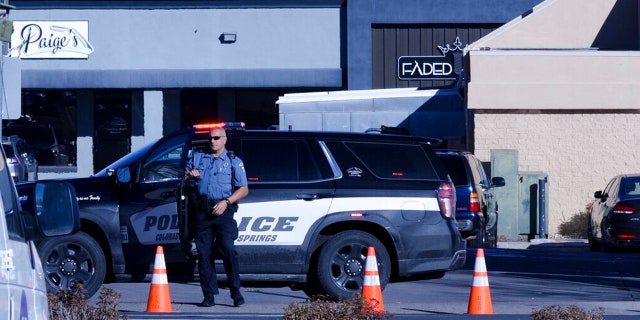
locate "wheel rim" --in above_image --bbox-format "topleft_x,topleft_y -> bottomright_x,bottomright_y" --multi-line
43,241 -> 96,290
329,243 -> 368,292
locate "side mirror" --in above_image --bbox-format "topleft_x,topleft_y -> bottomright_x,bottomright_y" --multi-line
116,166 -> 131,183
491,177 -> 506,187
21,181 -> 80,240
594,190 -> 603,199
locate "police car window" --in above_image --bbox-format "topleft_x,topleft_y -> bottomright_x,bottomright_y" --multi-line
0,150 -> 24,240
140,134 -> 186,182
344,142 -> 437,180
240,139 -> 322,182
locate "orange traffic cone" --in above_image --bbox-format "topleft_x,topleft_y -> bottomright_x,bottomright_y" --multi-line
361,246 -> 385,313
467,248 -> 493,314
146,246 -> 174,312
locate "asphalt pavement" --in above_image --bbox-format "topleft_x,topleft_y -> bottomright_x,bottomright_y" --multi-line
105,238 -> 640,320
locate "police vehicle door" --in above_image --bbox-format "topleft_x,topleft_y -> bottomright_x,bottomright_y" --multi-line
226,136 -> 337,274
119,132 -> 191,269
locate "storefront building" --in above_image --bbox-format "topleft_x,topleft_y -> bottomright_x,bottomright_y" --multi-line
7,1 -> 343,176
465,0 -> 640,238
4,0 -> 540,178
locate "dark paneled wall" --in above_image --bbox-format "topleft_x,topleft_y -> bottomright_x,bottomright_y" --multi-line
371,24 -> 499,89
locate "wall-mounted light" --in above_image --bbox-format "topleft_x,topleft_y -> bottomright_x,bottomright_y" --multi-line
0,2 -> 15,19
220,32 -> 237,43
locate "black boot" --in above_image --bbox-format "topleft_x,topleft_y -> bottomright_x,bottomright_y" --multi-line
198,295 -> 215,307
231,290 -> 244,307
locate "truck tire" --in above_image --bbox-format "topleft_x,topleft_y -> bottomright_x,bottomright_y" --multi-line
468,222 -> 485,248
587,221 -> 600,251
315,230 -> 390,300
485,218 -> 498,248
37,231 -> 106,298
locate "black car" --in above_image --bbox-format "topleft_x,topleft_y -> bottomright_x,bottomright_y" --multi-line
588,174 -> 640,251
17,123 -> 466,299
436,150 -> 505,248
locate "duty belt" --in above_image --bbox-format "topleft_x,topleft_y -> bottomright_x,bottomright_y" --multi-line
195,195 -> 223,210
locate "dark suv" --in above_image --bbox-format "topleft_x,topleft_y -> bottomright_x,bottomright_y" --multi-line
17,123 -> 466,299
3,123 -> 71,166
436,150 -> 505,248
2,135 -> 38,182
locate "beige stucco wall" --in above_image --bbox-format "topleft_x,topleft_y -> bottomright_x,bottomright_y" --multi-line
470,0 -> 617,49
464,0 -> 640,237
467,51 -> 640,110
473,111 -> 640,236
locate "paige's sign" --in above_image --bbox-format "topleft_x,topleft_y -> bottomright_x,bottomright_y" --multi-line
10,21 -> 94,59
398,37 -> 464,80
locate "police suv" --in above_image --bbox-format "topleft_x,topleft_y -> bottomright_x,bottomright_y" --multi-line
20,123 -> 466,300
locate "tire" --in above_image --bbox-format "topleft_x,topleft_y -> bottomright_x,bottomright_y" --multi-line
485,219 -> 498,248
468,221 -> 485,248
37,231 -> 106,298
600,220 -> 612,253
314,230 -> 391,300
587,221 -> 600,251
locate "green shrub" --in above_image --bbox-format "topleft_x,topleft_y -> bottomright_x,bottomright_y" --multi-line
557,203 -> 592,239
282,294 -> 393,320
48,283 -> 127,320
531,305 -> 604,320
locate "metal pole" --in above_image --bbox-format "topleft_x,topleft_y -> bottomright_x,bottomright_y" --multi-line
538,178 -> 547,239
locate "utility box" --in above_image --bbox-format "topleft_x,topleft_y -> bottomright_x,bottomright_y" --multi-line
491,150 -> 519,241
518,172 -> 549,240
491,150 -> 549,241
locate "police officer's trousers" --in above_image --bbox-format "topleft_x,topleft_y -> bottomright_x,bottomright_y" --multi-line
194,207 -> 241,297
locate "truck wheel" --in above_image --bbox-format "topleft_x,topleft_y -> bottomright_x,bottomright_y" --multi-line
587,221 -> 600,251
315,230 -> 390,300
485,220 -> 498,248
468,222 -> 485,248
37,231 -> 106,298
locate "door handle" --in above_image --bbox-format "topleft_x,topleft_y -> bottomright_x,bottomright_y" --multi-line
297,194 -> 319,201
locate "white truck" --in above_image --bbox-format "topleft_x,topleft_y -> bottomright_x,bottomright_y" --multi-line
0,145 -> 80,319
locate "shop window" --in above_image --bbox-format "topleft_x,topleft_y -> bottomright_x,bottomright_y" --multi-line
181,89 -> 219,128
94,90 -> 132,173
2,90 -> 77,167
180,89 -> 316,130
235,90 -> 280,129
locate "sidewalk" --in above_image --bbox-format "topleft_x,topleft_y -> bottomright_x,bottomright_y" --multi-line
498,238 -> 588,250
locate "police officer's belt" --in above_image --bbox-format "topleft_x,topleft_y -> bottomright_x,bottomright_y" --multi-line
195,195 -> 223,210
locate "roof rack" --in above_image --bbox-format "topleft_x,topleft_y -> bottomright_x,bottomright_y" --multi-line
365,125 -> 410,135
365,125 -> 442,146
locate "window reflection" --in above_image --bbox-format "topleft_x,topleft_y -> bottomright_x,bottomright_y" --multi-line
2,91 -> 77,167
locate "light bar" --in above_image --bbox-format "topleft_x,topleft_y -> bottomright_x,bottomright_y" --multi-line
193,122 -> 246,133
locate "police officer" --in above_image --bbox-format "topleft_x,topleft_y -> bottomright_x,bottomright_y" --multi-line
185,127 -> 249,308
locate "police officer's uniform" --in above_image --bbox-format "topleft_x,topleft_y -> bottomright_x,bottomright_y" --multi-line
186,149 -> 248,306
